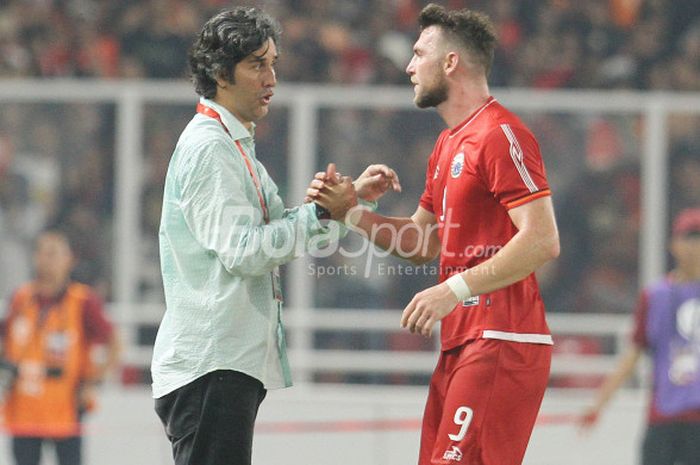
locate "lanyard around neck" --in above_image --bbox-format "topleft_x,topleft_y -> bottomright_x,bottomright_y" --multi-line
196,103 -> 269,223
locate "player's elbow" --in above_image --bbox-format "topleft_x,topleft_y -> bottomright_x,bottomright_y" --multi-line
543,231 -> 560,262
406,240 -> 440,265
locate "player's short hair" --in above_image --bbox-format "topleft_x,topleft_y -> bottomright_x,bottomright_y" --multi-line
418,3 -> 497,75
189,7 -> 281,98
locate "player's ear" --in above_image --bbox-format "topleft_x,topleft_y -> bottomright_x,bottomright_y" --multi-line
444,51 -> 459,75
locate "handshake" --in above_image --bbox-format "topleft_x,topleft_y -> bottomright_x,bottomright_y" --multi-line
303,163 -> 402,222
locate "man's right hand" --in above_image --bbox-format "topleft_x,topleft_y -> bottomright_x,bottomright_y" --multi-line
313,164 -> 358,221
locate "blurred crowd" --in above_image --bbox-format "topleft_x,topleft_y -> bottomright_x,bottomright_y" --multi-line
0,0 -> 699,385
0,0 -> 699,89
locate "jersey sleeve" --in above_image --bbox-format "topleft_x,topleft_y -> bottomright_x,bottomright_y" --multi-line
480,124 -> 551,209
418,134 -> 445,213
0,290 -> 21,342
82,291 -> 114,345
631,290 -> 649,348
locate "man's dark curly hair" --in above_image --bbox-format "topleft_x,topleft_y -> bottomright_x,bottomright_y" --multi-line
418,3 -> 497,75
189,7 -> 281,99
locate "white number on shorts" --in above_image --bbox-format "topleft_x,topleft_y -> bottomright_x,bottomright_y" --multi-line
448,406 -> 474,441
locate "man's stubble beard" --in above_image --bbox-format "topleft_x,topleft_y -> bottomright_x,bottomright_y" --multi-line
415,76 -> 448,109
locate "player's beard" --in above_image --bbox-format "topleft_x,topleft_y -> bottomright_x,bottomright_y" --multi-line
415,73 -> 448,109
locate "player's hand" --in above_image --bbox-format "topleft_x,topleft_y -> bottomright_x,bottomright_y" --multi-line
314,166 -> 358,221
353,164 -> 401,202
304,164 -> 341,203
79,383 -> 98,413
578,408 -> 600,432
401,282 -> 459,338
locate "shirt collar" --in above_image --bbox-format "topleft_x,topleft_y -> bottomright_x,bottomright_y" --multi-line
200,97 -> 255,140
448,96 -> 496,137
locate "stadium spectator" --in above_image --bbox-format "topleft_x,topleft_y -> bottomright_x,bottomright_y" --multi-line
0,1 -> 698,91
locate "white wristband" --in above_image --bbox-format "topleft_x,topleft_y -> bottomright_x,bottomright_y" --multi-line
445,273 -> 472,301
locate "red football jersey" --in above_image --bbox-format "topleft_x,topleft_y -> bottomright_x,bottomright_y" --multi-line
419,97 -> 553,350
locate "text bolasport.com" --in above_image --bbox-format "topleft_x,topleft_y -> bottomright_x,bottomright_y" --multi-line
216,205 -> 502,278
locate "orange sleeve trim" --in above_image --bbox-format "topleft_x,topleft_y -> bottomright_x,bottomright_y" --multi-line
505,189 -> 551,209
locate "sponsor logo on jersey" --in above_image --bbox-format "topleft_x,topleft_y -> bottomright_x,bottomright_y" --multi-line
443,445 -> 463,462
461,296 -> 480,307
434,165 -> 440,180
450,152 -> 465,178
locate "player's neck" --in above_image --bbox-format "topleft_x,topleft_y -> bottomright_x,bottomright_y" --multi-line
438,80 -> 490,129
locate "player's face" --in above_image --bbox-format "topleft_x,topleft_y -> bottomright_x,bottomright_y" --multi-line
34,233 -> 74,284
222,38 -> 278,128
406,26 -> 448,109
672,233 -> 700,272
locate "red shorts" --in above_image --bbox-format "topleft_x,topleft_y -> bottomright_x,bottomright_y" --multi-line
419,338 -> 551,465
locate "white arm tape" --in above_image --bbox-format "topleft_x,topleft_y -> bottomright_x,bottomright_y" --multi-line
445,273 -> 472,301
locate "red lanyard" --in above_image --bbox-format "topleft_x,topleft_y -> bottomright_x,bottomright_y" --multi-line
196,103 -> 269,223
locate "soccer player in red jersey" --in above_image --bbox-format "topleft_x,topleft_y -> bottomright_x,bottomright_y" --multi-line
308,4 -> 560,464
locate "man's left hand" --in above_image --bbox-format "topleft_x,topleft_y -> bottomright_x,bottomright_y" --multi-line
304,164 -> 401,204
401,283 -> 459,338
353,164 -> 401,202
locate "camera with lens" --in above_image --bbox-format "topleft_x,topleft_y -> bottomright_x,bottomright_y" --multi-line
0,359 -> 19,393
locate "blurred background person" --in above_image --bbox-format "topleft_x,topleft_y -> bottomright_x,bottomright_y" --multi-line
580,208 -> 700,465
0,230 -> 120,465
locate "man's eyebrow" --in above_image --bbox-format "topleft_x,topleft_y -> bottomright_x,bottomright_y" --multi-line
248,53 -> 279,63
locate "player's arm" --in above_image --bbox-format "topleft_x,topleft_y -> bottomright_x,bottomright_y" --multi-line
83,292 -> 121,383
459,195 -> 560,295
308,164 -> 439,264
401,196 -> 559,337
349,205 -> 441,265
579,345 -> 643,429
581,290 -> 649,429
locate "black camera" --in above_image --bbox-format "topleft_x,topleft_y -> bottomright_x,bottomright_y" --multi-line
0,359 -> 19,393
46,366 -> 64,378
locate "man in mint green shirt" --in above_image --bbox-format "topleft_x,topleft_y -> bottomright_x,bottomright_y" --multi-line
152,7 -> 399,465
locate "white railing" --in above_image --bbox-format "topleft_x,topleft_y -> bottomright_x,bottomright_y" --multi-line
114,303 -> 632,383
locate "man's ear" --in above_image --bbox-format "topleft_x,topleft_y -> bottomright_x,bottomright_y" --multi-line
215,76 -> 228,89
443,51 -> 460,75
214,69 -> 233,89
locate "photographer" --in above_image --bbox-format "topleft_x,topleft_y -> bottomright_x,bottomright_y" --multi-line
0,230 -> 119,465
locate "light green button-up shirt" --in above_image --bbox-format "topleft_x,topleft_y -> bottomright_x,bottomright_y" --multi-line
151,97 -> 328,398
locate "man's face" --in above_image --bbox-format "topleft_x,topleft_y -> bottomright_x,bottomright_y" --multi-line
225,38 -> 278,127
671,233 -> 700,271
406,26 -> 449,109
34,233 -> 74,283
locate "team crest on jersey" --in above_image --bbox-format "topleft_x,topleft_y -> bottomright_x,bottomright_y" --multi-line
450,152 -> 465,178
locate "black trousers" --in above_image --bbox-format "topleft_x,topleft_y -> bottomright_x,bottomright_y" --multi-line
642,422 -> 700,465
12,436 -> 81,465
155,370 -> 267,465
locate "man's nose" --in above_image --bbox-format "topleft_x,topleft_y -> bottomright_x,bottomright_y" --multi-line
265,67 -> 277,87
406,58 -> 415,75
